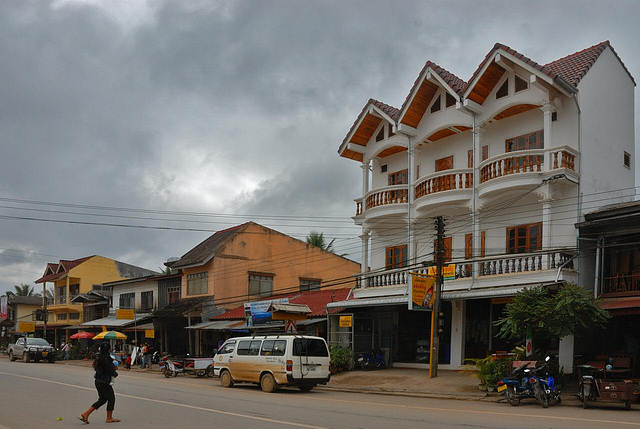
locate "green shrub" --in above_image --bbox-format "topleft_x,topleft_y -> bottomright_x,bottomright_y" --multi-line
330,345 -> 351,369
466,356 -> 511,388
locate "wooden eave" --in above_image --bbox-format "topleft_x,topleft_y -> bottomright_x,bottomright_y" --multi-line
400,79 -> 439,128
493,104 -> 538,121
466,61 -> 506,105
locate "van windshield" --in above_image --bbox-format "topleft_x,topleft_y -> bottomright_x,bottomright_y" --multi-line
292,338 -> 328,357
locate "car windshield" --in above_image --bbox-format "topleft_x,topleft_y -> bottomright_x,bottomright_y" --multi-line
26,338 -> 50,346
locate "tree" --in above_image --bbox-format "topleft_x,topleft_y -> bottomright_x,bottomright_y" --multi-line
158,266 -> 174,275
495,283 -> 610,341
306,231 -> 336,253
13,283 -> 35,296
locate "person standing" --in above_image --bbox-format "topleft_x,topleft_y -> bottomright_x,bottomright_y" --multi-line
62,342 -> 71,361
79,342 -> 121,424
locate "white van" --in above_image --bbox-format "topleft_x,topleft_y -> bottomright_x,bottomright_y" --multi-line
213,335 -> 331,392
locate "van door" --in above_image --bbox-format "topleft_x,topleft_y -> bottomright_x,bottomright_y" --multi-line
234,340 -> 262,382
215,340 -> 236,376
292,338 -> 330,380
261,339 -> 288,385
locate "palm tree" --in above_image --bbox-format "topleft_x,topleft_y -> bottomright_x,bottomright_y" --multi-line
13,283 -> 35,296
158,266 -> 174,275
306,231 -> 336,253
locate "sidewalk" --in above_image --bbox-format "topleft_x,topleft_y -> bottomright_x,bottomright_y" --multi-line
318,368 -> 496,401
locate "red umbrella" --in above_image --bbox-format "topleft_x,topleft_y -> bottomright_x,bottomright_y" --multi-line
70,331 -> 95,339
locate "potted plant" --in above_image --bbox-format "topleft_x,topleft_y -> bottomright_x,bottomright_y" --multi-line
330,345 -> 351,374
465,355 -> 511,391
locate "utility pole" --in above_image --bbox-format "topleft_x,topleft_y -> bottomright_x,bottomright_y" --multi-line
430,216 -> 445,378
42,283 -> 47,340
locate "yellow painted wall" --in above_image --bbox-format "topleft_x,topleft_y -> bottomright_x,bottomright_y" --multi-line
15,304 -> 40,324
181,223 -> 360,309
49,255 -> 132,322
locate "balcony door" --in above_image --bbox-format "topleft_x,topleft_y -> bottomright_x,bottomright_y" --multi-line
506,223 -> 541,254
433,237 -> 452,263
386,245 -> 408,269
434,156 -> 454,191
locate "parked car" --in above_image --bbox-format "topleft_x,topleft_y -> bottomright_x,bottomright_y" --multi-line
8,337 -> 56,363
214,335 -> 331,393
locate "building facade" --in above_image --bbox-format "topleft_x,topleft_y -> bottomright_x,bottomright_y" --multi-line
334,41 -> 635,371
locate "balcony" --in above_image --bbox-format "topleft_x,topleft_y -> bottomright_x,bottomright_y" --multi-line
478,146 -> 579,198
414,168 -> 473,211
355,184 -> 408,220
356,250 -> 576,289
602,274 -> 640,297
55,296 -> 67,305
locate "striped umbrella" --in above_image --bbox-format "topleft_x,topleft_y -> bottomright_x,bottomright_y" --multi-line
92,331 -> 127,340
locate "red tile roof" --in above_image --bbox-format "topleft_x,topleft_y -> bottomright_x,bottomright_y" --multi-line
544,41 -> 635,87
338,98 -> 400,155
398,61 -> 466,125
213,288 -> 351,320
465,41 -> 635,96
35,256 -> 93,283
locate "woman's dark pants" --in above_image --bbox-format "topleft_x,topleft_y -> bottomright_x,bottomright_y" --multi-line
92,380 -> 115,411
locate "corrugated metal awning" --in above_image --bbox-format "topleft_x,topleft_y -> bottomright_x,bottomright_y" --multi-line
185,320 -> 242,330
81,314 -> 150,327
326,296 -> 408,309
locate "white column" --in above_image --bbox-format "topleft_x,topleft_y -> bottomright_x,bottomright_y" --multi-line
541,196 -> 552,269
541,103 -> 554,171
360,228 -> 369,274
449,300 -> 466,368
559,335 -> 574,374
472,124 -> 484,278
360,160 -> 370,196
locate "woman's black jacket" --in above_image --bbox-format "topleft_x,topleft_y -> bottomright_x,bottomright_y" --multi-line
94,354 -> 118,384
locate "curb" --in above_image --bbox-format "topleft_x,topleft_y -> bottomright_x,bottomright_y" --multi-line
315,385 -> 498,402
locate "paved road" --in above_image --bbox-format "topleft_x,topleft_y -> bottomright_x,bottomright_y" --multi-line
0,357 -> 638,428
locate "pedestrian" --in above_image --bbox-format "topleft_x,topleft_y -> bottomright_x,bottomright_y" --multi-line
62,342 -> 71,361
125,354 -> 131,370
140,343 -> 149,369
78,342 -> 121,424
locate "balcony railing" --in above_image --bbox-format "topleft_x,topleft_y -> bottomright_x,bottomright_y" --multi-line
356,250 -> 576,288
602,274 -> 640,296
415,168 -> 473,199
480,146 -> 578,184
364,185 -> 408,210
55,296 -> 67,305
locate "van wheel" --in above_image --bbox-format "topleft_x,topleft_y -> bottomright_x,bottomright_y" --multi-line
260,373 -> 277,393
220,370 -> 234,388
298,385 -> 315,393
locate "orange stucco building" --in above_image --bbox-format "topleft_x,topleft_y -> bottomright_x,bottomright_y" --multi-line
167,222 -> 360,309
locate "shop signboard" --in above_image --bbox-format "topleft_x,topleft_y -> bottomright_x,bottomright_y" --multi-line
427,264 -> 456,280
18,322 -> 36,333
116,309 -> 134,320
243,298 -> 289,326
409,273 -> 435,311
145,329 -> 155,338
0,296 -> 7,320
339,315 -> 352,328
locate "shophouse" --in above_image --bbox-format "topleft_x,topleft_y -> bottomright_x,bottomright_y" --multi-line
164,221 -> 360,355
331,41 -> 635,373
34,255 -> 157,344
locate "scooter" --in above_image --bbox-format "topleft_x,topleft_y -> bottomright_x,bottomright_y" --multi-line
496,362 -> 536,406
530,357 -> 561,408
357,349 -> 385,371
162,357 -> 185,378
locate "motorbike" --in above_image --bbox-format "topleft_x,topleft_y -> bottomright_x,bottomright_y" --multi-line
496,361 -> 536,406
529,357 -> 561,408
575,364 -> 633,410
357,349 -> 385,371
162,357 -> 185,378
496,356 -> 560,407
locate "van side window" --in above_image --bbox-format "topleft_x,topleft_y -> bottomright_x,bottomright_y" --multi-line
261,340 -> 286,356
237,341 -> 251,356
248,340 -> 262,356
218,341 -> 235,354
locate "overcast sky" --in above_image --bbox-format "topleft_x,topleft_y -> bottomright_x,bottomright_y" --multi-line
1,0 -> 639,295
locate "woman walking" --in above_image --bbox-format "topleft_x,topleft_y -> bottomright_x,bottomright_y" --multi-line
79,342 -> 121,424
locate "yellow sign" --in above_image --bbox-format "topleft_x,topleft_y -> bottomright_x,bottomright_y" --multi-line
145,329 -> 155,338
116,309 -> 135,320
491,297 -> 514,305
101,325 -> 107,332
427,264 -> 456,280
18,322 -> 36,333
411,274 -> 435,310
339,315 -> 353,328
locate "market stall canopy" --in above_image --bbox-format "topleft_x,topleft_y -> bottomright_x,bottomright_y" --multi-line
93,331 -> 127,340
70,331 -> 95,339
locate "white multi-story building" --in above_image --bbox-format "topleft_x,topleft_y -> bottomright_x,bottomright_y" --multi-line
331,41 -> 635,372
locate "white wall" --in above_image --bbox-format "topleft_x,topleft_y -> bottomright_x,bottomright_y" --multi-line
111,279 -> 158,312
578,46 -> 636,209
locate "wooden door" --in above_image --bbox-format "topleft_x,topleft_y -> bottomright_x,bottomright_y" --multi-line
435,155 -> 453,172
434,237 -> 452,262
